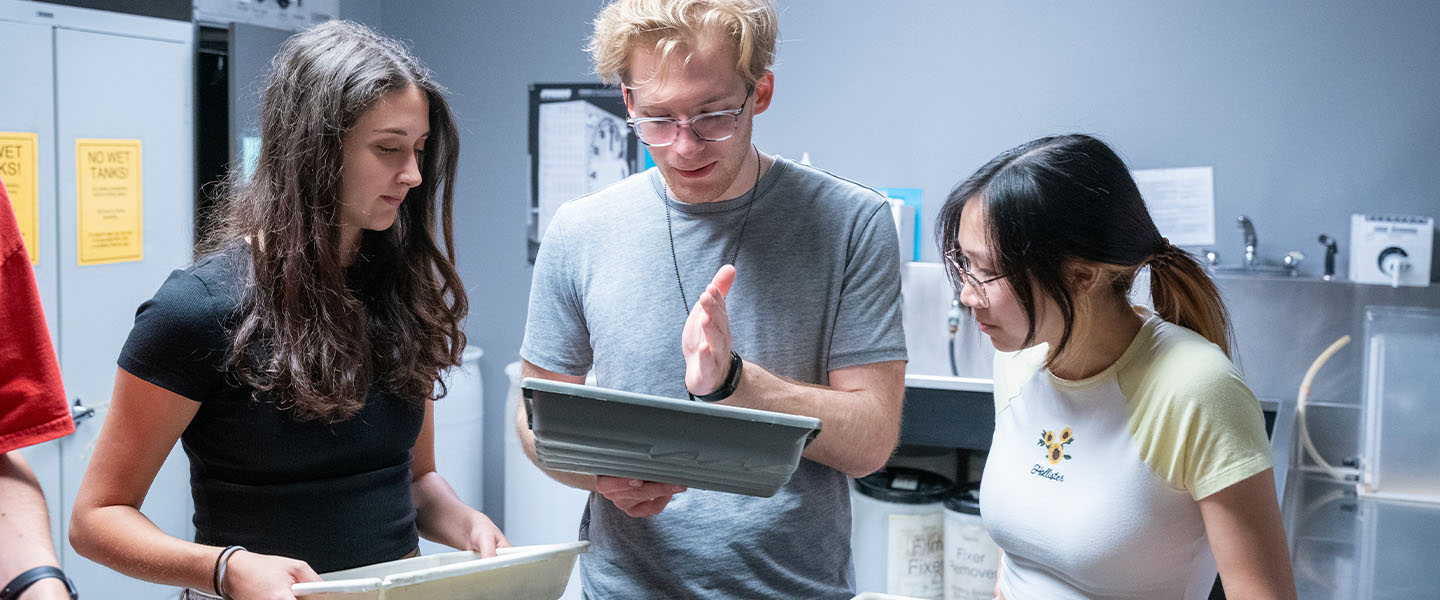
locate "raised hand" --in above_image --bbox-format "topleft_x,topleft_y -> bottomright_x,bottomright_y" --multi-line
682,265 -> 737,397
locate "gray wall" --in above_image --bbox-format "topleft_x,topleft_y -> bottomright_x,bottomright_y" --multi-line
766,1 -> 1440,268
350,0 -> 1440,521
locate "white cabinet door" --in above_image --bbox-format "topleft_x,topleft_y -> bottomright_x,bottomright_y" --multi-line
54,25 -> 196,600
1,15 -> 64,556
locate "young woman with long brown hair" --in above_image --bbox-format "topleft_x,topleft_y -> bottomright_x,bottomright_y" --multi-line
68,20 -> 506,600
937,134 -> 1295,599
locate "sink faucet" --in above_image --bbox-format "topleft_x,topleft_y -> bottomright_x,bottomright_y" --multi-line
1237,216 -> 1258,268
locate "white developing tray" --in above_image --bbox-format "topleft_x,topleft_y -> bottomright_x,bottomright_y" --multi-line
291,542 -> 588,600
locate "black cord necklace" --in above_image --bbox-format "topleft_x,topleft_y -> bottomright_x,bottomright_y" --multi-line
662,147 -> 762,313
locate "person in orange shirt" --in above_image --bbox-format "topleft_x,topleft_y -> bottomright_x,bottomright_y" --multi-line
1,178 -> 78,599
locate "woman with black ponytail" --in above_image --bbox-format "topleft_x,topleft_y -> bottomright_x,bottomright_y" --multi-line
937,134 -> 1295,599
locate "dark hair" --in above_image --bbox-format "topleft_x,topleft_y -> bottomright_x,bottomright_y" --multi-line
201,20 -> 466,422
935,134 -> 1232,365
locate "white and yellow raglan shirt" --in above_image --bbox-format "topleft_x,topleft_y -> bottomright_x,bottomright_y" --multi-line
979,309 -> 1272,600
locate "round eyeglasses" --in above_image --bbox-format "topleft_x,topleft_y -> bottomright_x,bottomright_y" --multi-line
944,248 -> 1008,308
625,87 -> 752,147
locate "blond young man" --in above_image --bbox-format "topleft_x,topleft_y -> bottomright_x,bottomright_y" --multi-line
517,0 -> 907,597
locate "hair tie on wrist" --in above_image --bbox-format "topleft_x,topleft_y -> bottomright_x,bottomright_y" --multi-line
213,545 -> 246,599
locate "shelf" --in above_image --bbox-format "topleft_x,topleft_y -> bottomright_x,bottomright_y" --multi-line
904,374 -> 993,393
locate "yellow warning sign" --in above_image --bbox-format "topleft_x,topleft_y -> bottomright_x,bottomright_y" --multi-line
76,139 -> 143,265
0,132 -> 39,265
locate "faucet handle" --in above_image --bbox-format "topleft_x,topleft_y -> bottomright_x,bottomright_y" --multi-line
1283,251 -> 1305,276
1202,248 -> 1220,266
1317,234 -> 1338,280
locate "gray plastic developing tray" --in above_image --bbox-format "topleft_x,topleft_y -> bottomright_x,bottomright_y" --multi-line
522,377 -> 821,497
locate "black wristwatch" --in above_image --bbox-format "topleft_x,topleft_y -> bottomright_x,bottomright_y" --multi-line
691,351 -> 743,402
0,566 -> 78,600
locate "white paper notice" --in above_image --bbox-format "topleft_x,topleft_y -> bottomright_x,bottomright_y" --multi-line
537,100 -> 632,241
1132,166 -> 1214,246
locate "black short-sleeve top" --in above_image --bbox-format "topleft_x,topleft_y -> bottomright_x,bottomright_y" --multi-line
117,245 -> 424,573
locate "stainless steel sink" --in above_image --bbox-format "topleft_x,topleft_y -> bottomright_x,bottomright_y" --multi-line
1210,264 -> 1298,278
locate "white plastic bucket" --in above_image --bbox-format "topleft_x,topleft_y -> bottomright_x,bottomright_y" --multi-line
503,362 -> 591,600
851,468 -> 954,599
942,484 -> 999,600
419,346 -> 484,556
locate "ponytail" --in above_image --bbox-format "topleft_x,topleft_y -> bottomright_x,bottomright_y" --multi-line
1147,242 -> 1234,358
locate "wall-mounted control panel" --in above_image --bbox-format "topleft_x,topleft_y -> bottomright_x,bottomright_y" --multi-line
1350,213 -> 1433,287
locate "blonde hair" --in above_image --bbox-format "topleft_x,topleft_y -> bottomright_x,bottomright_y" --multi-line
588,0 -> 778,88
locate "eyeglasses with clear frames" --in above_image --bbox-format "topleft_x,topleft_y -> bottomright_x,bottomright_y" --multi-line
944,248 -> 1008,308
625,86 -> 753,147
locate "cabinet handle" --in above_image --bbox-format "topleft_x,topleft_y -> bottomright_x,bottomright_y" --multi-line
70,398 -> 96,425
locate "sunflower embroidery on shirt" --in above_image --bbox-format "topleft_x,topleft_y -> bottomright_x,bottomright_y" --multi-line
1038,427 -> 1075,465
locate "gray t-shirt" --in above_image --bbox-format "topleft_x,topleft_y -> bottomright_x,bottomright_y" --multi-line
521,157 -> 907,599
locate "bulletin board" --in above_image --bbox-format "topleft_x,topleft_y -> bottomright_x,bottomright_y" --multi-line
527,83 -> 644,263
